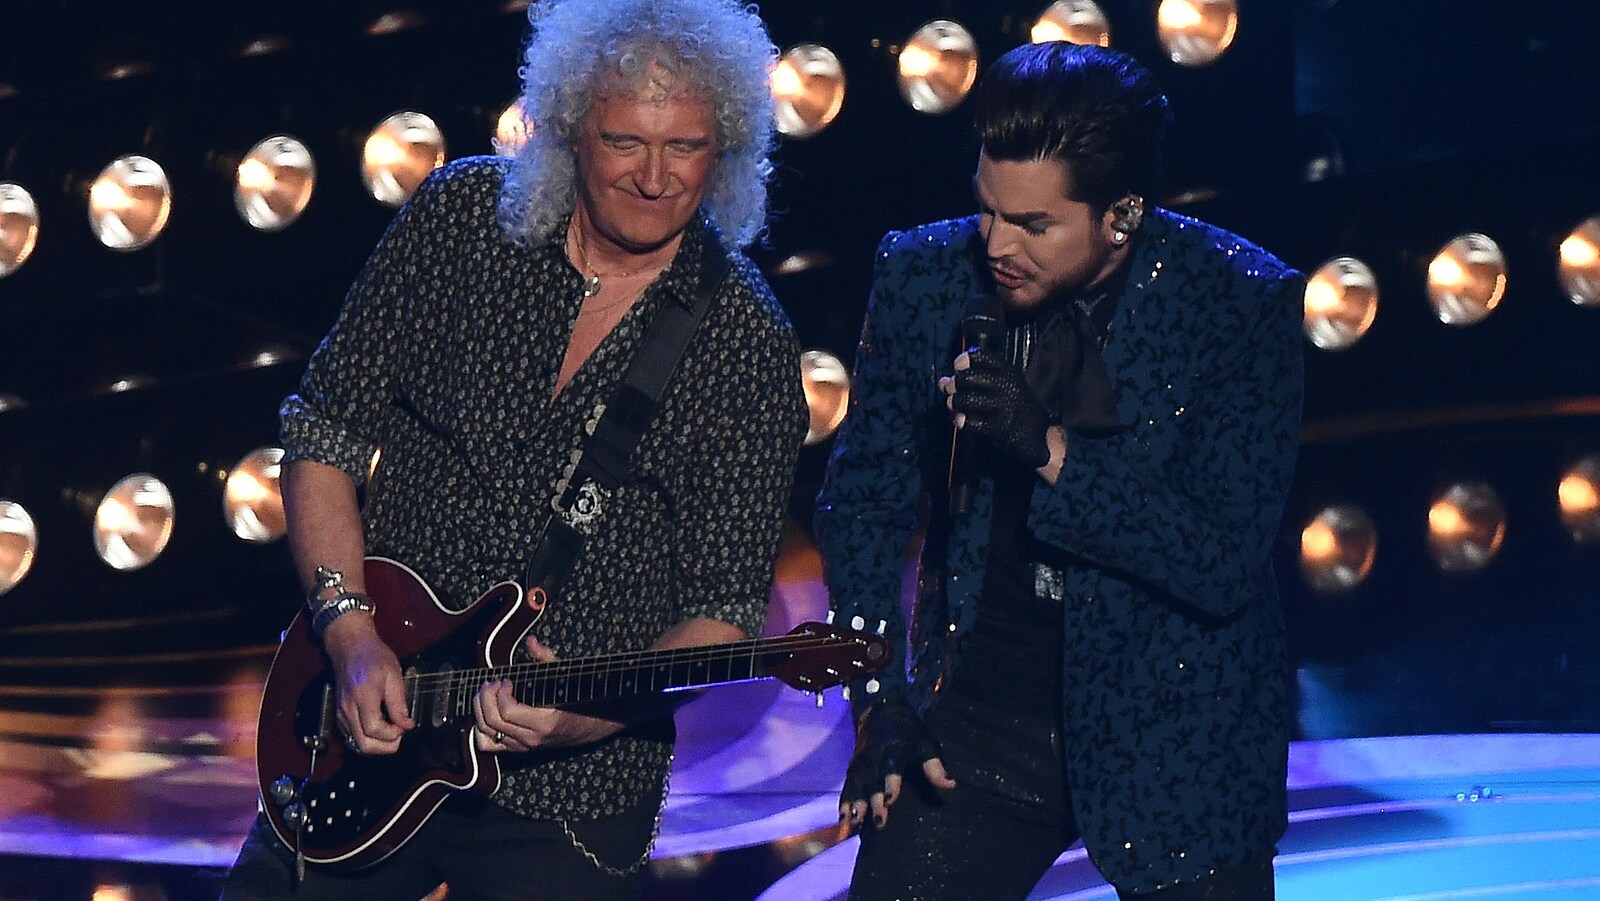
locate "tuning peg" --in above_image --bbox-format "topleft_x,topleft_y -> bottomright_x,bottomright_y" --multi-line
841,686 -> 851,701
825,609 -> 836,624
875,620 -> 887,636
814,691 -> 824,708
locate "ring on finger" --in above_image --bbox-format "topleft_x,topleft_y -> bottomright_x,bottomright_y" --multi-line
493,730 -> 505,743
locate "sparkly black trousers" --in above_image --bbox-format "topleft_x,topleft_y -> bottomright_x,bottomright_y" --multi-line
848,604 -> 1275,901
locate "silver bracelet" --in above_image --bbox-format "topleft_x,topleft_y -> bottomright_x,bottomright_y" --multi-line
307,565 -> 346,613
311,591 -> 374,638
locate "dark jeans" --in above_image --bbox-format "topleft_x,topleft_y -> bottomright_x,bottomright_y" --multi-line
849,691 -> 1274,901
220,790 -> 659,901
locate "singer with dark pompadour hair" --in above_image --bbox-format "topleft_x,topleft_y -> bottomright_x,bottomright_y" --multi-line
816,42 -> 1304,900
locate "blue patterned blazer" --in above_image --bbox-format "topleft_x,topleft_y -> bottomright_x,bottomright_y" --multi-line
815,209 -> 1304,892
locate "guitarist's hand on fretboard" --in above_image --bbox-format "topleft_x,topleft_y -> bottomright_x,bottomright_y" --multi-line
324,612 -> 416,755
471,634 -> 628,753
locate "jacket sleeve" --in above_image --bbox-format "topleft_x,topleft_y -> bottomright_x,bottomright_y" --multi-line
1029,270 -> 1305,620
814,233 -> 928,702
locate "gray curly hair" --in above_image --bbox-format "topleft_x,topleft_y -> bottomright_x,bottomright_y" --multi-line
497,0 -> 778,249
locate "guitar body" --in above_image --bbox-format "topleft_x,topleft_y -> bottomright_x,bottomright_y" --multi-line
255,557 -> 534,871
254,557 -> 890,873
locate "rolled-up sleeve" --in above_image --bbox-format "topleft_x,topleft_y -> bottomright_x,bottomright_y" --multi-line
280,171 -> 448,483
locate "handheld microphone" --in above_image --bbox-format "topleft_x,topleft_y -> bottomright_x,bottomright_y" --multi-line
948,294 -> 1004,515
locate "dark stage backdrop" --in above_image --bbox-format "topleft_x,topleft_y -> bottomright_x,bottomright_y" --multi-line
0,0 -> 1597,776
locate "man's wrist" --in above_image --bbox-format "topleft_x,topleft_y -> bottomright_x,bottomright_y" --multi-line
1036,426 -> 1068,486
312,591 -> 375,638
319,603 -> 380,650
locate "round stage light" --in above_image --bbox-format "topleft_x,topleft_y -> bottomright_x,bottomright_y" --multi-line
770,249 -> 834,277
236,35 -> 290,58
0,182 -> 40,278
224,447 -> 287,543
1559,455 -> 1600,544
1157,0 -> 1238,67
0,500 -> 38,596
1559,215 -> 1600,308
366,11 -> 428,36
772,44 -> 846,139
1299,504 -> 1377,593
495,99 -> 531,156
897,20 -> 979,115
1032,1 -> 1112,47
1427,233 -> 1507,326
1304,257 -> 1379,350
88,155 -> 172,251
233,136 -> 315,232
93,474 -> 176,571
1427,482 -> 1506,572
361,111 -> 446,207
800,350 -> 851,445
235,135 -> 316,232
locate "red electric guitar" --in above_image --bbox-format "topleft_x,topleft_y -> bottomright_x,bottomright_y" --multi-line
254,556 -> 890,872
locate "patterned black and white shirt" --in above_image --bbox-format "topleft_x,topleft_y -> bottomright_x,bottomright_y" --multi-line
281,156 -> 808,820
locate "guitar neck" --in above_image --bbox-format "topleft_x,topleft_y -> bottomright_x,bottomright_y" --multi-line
406,634 -> 811,719
517,640 -> 775,706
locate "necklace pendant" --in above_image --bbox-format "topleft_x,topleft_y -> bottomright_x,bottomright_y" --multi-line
582,275 -> 603,298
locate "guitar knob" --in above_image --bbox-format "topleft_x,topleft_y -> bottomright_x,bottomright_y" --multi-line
270,776 -> 299,805
282,803 -> 308,830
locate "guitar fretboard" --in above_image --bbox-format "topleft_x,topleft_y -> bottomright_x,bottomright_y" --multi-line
404,632 -> 846,726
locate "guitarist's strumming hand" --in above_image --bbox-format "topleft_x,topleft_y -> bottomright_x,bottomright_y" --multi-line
323,611 -> 416,755
472,635 -> 628,752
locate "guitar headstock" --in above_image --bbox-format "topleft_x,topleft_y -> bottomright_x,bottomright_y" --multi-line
761,621 -> 894,692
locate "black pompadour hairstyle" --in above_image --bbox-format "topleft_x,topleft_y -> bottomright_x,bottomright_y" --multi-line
974,42 -> 1172,211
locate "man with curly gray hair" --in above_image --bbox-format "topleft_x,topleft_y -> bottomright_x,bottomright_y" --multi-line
220,1 -> 805,899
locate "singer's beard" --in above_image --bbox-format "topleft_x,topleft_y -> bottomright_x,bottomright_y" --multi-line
997,281 -> 1077,327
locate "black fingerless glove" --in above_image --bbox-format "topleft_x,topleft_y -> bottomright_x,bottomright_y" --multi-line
952,352 -> 1052,468
840,693 -> 944,808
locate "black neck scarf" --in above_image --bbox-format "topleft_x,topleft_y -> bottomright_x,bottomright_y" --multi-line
1005,247 -> 1133,438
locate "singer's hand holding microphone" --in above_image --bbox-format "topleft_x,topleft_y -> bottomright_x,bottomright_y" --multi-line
947,352 -> 1051,469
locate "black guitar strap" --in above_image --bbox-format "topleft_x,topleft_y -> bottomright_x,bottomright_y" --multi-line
521,232 -> 732,597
